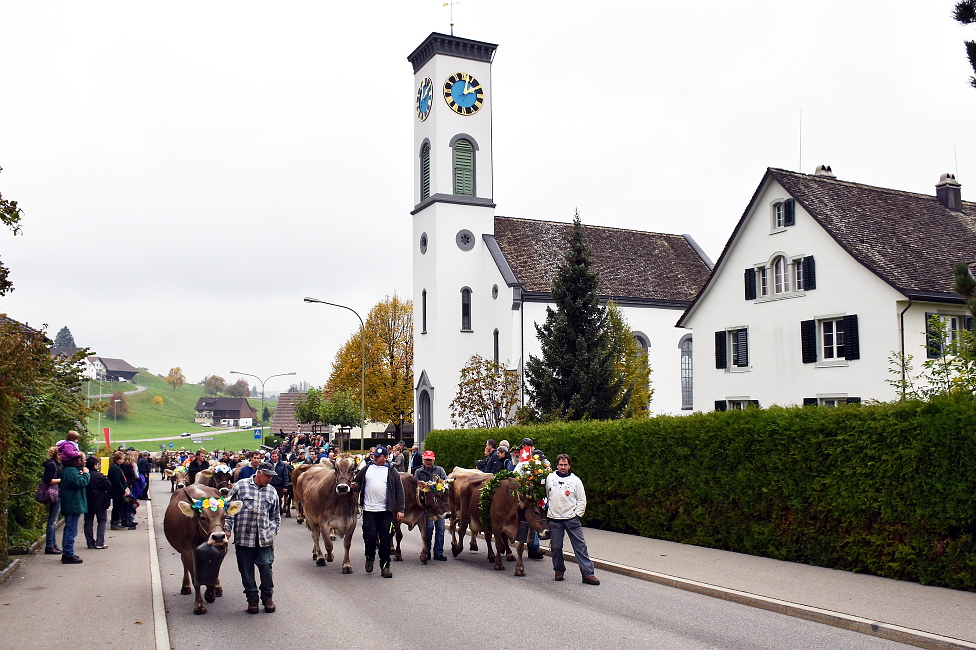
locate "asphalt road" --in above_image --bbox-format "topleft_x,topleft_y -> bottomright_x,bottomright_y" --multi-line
150,476 -> 912,650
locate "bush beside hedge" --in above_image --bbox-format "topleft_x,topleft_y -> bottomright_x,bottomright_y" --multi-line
427,395 -> 976,590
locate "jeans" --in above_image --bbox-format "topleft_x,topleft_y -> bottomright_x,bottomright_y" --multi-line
549,516 -> 595,577
362,510 -> 395,567
235,544 -> 274,603
84,508 -> 108,547
528,531 -> 540,554
111,494 -> 125,526
46,499 -> 61,548
61,514 -> 80,557
424,517 -> 445,558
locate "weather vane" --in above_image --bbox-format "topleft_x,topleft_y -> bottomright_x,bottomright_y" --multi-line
443,1 -> 459,36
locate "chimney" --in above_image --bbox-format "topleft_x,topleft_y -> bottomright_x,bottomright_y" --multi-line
814,164 -> 836,178
936,173 -> 962,211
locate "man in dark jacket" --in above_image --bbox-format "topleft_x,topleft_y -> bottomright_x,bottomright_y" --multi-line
355,445 -> 404,578
414,450 -> 448,561
137,452 -> 152,500
268,450 -> 291,503
108,451 -> 129,530
84,455 -> 112,549
187,449 -> 211,485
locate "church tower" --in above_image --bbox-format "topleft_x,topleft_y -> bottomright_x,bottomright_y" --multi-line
408,33 -> 498,444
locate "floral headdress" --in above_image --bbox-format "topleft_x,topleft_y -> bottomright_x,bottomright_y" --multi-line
191,497 -> 226,512
514,455 -> 551,504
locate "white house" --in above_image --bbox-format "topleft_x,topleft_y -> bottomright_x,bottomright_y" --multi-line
408,33 -> 712,443
677,166 -> 975,410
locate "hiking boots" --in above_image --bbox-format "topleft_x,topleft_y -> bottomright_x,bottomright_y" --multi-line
262,598 -> 276,613
246,602 -> 259,614
381,564 -> 392,578
582,575 -> 601,586
365,558 -> 374,573
554,571 -> 564,581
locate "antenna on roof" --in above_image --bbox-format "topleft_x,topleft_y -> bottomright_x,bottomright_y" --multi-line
955,141 -> 959,177
443,1 -> 459,36
798,108 -> 803,173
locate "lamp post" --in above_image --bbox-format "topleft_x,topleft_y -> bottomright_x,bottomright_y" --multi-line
113,398 -> 121,424
228,370 -> 297,446
303,297 -> 366,452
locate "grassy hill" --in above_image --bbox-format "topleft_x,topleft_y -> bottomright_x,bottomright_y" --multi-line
85,372 -> 271,452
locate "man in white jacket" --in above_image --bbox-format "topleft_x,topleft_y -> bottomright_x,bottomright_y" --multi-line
544,453 -> 600,585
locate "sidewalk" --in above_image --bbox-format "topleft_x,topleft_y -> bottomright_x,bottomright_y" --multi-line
2,481 -> 974,649
0,491 -> 162,649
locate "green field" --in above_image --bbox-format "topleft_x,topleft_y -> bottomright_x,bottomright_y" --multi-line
84,372 -> 273,453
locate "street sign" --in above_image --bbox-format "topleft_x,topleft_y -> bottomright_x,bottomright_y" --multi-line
169,442 -> 174,448
159,444 -> 164,450
254,429 -> 262,439
203,437 -> 214,441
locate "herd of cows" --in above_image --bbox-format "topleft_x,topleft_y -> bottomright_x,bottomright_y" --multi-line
158,454 -> 551,615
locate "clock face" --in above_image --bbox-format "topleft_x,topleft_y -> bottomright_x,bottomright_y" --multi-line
443,72 -> 484,115
416,77 -> 433,121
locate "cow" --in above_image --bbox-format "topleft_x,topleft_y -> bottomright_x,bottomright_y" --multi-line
297,456 -> 359,573
448,467 -> 506,561
394,473 -> 453,564
158,451 -> 176,478
290,461 -> 326,524
488,476 -> 550,576
198,465 -> 233,491
165,465 -> 189,493
162,483 -> 242,615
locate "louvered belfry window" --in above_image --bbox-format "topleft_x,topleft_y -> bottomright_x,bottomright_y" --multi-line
453,139 -> 474,196
420,143 -> 431,200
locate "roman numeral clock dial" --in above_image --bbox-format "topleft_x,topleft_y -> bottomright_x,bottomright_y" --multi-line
443,72 -> 484,115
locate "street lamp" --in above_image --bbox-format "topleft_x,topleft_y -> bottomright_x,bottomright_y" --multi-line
228,370 -> 297,445
113,398 -> 121,424
303,297 -> 366,452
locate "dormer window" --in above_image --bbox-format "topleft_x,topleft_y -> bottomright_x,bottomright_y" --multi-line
745,254 -> 816,301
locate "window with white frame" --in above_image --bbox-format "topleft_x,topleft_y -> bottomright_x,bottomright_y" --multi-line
925,312 -> 974,358
745,255 -> 816,301
714,328 -> 748,370
770,198 -> 795,231
800,315 -> 861,364
679,336 -> 693,410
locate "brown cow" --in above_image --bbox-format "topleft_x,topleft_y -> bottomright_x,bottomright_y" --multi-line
162,484 -> 242,615
297,456 -> 359,573
164,465 -> 189,493
198,465 -> 233,491
290,460 -> 332,524
448,468 -> 506,561
394,473 -> 453,564
489,477 -> 550,576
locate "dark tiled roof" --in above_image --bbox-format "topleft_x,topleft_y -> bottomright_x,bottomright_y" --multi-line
268,393 -> 306,435
99,357 -> 139,373
0,314 -> 43,336
493,217 -> 711,302
194,397 -> 257,414
770,168 -> 976,297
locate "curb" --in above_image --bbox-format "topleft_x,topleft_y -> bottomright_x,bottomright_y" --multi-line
555,545 -> 976,650
147,490 -> 170,650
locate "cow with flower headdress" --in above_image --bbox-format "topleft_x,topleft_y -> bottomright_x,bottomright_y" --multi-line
485,459 -> 552,576
199,464 -> 234,491
394,472 -> 453,563
164,465 -> 189,493
163,483 -> 243,615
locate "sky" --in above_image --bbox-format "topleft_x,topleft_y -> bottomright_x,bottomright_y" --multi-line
2,0 -> 975,397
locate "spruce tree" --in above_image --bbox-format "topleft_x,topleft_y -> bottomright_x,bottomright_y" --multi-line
54,326 -> 76,349
525,213 -> 625,420
955,0 -> 976,88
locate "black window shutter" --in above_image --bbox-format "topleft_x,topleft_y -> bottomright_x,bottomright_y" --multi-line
783,199 -> 795,226
843,314 -> 860,360
802,256 -> 816,290
715,331 -> 727,369
803,397 -> 817,406
925,312 -> 940,358
744,268 -> 756,300
800,319 -> 817,363
845,397 -> 861,404
714,400 -> 728,412
965,315 -> 974,332
736,329 -> 749,367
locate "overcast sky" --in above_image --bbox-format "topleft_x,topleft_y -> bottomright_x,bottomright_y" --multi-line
2,1 -> 974,397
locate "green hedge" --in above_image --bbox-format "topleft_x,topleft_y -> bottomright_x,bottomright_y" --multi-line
427,394 -> 976,590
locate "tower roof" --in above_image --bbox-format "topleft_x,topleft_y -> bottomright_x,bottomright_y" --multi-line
407,32 -> 498,73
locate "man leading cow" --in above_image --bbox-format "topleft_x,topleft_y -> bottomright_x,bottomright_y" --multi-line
413,450 -> 448,561
354,445 -> 404,578
226,462 -> 281,613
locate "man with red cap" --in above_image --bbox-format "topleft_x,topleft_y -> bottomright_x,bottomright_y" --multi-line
413,450 -> 448,561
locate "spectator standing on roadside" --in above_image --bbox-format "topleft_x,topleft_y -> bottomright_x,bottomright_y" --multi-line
268,450 -> 290,504
59,453 -> 90,564
545,453 -> 600,585
137,451 -> 152,501
121,451 -> 140,528
409,445 -> 422,474
108,451 -> 130,530
481,439 -> 503,473
83,455 -> 111,549
41,447 -> 63,555
492,445 -> 514,473
391,444 -> 408,473
226,462 -> 281,614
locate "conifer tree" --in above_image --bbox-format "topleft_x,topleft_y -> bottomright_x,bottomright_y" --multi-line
54,326 -> 76,349
525,213 -> 625,420
955,0 -> 976,88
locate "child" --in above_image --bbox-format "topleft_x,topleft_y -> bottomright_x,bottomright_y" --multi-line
56,430 -> 81,461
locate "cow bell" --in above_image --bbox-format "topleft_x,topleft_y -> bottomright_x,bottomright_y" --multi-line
193,540 -> 226,587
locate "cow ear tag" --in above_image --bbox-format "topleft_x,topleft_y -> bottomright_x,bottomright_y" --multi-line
177,501 -> 195,518
419,482 -> 430,493
227,501 -> 244,515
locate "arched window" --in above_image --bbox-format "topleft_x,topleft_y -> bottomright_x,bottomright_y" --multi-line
493,329 -> 500,364
461,287 -> 472,331
421,290 -> 428,334
420,142 -> 431,200
418,390 -> 432,444
679,336 -> 693,410
773,256 -> 788,294
453,139 -> 474,196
